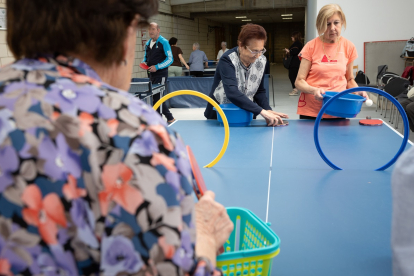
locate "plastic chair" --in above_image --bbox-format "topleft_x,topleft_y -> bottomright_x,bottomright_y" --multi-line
354,70 -> 370,86
382,77 -> 410,128
353,66 -> 384,112
371,65 -> 388,112
380,73 -> 402,118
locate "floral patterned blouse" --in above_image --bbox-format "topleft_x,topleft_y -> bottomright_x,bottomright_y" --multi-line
0,55 -> 221,276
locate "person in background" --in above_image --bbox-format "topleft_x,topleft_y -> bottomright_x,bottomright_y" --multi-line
400,96 -> 414,132
392,146 -> 414,276
188,42 -> 208,77
0,0 -> 234,275
284,31 -> 303,96
168,37 -> 189,77
204,24 -> 288,126
295,4 -> 368,119
264,59 -> 270,75
143,22 -> 175,124
217,41 -> 229,60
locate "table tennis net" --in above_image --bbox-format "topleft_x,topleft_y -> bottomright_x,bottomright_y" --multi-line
128,82 -> 151,94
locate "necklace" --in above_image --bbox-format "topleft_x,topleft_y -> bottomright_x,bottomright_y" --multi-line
321,36 -> 340,62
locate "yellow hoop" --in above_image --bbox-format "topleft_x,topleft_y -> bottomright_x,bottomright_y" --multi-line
153,90 -> 230,168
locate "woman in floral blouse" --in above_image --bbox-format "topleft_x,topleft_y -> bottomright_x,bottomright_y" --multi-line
0,0 -> 233,275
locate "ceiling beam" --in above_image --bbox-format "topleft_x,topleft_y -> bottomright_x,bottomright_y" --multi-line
172,0 -> 306,14
170,0 -> 213,5
189,7 -> 305,18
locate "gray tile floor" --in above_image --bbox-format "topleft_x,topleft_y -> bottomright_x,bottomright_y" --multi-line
168,64 -> 414,142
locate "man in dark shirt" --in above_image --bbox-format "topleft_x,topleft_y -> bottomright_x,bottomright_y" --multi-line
143,22 -> 175,124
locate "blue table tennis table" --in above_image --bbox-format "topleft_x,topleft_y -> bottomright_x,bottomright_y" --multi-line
183,65 -> 217,77
170,119 -> 412,276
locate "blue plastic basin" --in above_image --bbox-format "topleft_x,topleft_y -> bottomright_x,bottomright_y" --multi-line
213,103 -> 253,127
322,91 -> 365,118
208,60 -> 216,66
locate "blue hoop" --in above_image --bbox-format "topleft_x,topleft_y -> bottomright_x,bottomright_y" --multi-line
314,87 -> 409,171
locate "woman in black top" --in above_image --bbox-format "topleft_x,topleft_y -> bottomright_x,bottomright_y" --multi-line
284,31 -> 303,96
204,24 -> 288,126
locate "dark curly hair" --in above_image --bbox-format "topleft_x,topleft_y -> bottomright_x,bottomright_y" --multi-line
7,0 -> 158,65
169,37 -> 178,46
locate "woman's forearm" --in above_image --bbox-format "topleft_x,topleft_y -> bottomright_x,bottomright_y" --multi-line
347,78 -> 358,89
295,59 -> 314,94
295,79 -> 315,94
179,56 -> 189,67
195,234 -> 216,267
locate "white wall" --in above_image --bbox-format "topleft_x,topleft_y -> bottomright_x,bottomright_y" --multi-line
305,0 -> 318,43
307,0 -> 414,73
0,0 -> 15,67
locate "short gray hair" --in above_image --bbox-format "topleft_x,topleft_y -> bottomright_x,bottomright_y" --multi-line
149,22 -> 160,30
221,41 -> 227,46
193,42 -> 200,50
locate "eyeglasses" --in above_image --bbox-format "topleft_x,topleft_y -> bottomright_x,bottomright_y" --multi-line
327,20 -> 342,27
245,46 -> 266,56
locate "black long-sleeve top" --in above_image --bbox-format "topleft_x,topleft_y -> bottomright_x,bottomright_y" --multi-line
204,47 -> 271,119
289,40 -> 303,68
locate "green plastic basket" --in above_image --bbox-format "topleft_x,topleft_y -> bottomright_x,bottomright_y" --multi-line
217,208 -> 281,276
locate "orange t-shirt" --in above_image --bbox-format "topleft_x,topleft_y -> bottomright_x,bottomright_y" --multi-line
297,36 -> 357,118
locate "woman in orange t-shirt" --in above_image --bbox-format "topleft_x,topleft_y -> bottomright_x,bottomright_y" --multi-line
295,4 -> 369,119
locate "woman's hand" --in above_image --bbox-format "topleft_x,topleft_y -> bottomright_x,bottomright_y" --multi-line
310,87 -> 325,101
284,48 -> 289,54
260,110 -> 287,126
269,110 -> 289,119
195,191 -> 233,266
356,91 -> 369,100
185,64 -> 190,70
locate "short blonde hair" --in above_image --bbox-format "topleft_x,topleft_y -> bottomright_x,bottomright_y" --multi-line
316,4 -> 346,36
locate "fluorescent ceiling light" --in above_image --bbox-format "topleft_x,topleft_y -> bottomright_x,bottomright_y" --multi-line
281,14 -> 293,16
282,17 -> 293,20
236,16 -> 247,18
242,19 -> 252,21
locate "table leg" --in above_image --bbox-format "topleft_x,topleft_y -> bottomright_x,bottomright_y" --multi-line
271,75 -> 275,107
